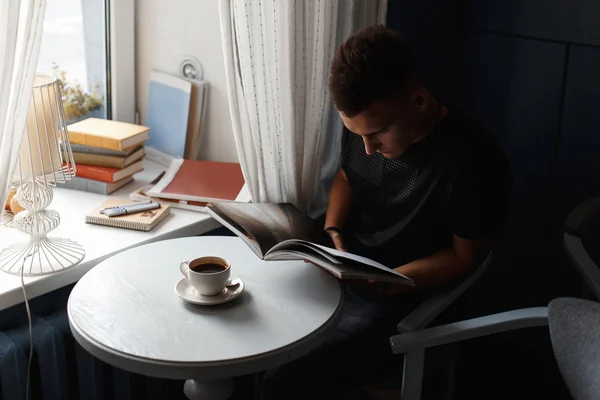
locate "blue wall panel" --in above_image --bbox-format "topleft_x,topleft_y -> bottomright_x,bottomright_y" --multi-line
386,1 -> 599,396
473,0 -> 600,46
388,0 -> 570,306
555,46 -> 600,232
460,34 -> 566,297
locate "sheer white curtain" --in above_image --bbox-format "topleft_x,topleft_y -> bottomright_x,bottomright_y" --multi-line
219,0 -> 387,213
0,0 -> 46,209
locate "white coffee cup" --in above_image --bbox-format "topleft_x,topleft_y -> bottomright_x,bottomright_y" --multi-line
180,256 -> 231,296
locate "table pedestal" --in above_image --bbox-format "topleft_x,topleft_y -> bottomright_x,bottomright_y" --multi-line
184,378 -> 234,400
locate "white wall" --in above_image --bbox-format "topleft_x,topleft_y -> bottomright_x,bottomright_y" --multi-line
136,0 -> 238,162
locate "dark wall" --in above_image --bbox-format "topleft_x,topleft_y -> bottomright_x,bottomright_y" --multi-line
387,0 -> 600,311
386,3 -> 600,397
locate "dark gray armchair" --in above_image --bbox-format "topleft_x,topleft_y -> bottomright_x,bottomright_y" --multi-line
390,297 -> 600,400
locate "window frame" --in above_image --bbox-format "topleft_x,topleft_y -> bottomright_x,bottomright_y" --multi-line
105,0 -> 135,123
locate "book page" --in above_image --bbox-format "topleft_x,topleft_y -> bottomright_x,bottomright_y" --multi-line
311,243 -> 413,283
209,202 -> 326,255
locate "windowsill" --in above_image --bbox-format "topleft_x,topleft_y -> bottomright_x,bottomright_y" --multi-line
0,159 -> 220,311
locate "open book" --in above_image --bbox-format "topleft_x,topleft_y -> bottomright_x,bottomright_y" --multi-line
204,202 -> 415,286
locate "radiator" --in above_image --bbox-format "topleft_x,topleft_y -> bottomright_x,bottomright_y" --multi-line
0,230 -> 245,400
0,286 -> 186,400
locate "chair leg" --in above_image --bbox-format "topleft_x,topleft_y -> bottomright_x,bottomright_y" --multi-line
443,345 -> 459,400
401,350 -> 425,400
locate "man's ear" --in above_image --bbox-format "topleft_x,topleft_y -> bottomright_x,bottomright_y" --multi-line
412,86 -> 428,112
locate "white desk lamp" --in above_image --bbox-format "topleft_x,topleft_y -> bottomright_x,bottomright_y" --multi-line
0,74 -> 85,275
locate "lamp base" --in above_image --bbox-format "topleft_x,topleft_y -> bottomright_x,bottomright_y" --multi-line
0,210 -> 14,227
1,180 -> 85,276
0,236 -> 85,276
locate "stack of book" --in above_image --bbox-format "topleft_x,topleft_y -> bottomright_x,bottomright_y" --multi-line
60,118 -> 149,195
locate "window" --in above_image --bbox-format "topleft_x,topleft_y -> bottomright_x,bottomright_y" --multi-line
37,0 -> 135,124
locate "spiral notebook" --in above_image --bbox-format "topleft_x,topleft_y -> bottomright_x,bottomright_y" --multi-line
86,199 -> 170,231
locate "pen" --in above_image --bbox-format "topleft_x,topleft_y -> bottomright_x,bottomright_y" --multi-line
105,202 -> 161,217
100,200 -> 152,214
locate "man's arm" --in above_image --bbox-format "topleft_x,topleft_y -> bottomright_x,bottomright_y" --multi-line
324,169 -> 354,250
390,144 -> 512,293
387,235 -> 492,294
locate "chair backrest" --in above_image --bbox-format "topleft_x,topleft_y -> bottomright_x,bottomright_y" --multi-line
563,195 -> 600,300
397,251 -> 493,333
549,297 -> 600,400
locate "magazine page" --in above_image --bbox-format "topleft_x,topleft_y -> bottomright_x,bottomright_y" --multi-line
267,239 -> 342,264
204,206 -> 263,258
208,202 -> 325,254
266,249 -> 414,284
311,243 -> 414,284
268,238 -> 412,284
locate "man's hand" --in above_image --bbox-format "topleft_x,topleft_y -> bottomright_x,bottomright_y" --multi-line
326,230 -> 346,252
324,169 -> 353,251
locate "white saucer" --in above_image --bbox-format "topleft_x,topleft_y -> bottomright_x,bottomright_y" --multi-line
175,277 -> 245,306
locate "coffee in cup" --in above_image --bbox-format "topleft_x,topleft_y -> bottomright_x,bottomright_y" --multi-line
180,256 -> 231,296
190,262 -> 227,274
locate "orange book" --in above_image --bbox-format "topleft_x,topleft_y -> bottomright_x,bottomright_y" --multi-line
67,118 -> 149,151
75,160 -> 144,183
146,159 -> 244,203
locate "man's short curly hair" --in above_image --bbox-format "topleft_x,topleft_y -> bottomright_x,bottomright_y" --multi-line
329,25 -> 419,118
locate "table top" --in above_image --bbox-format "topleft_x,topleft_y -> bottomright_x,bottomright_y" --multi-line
68,236 -> 343,380
0,160 -> 219,311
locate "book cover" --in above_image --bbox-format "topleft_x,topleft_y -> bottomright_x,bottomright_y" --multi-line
146,158 -> 244,203
71,146 -> 145,169
138,193 -> 209,211
184,79 -> 208,160
57,175 -> 134,195
206,202 -> 324,257
145,71 -> 192,158
86,199 -> 170,232
129,171 -> 209,213
69,143 -> 143,157
75,160 -> 144,183
67,118 -> 149,151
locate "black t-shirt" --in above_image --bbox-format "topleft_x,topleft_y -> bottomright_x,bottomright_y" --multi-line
341,108 -> 513,268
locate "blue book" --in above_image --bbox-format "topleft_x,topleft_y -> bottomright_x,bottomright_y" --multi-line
145,71 -> 192,158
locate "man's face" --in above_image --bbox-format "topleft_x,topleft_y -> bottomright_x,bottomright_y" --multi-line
340,96 -> 421,159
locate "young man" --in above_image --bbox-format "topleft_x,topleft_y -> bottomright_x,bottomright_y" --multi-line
261,25 -> 512,399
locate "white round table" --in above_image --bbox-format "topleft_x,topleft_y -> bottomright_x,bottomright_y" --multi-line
67,236 -> 343,399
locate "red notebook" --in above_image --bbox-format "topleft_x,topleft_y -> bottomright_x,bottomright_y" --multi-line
146,159 -> 245,203
74,160 -> 144,183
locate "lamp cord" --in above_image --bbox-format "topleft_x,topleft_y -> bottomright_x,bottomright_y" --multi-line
20,254 -> 33,400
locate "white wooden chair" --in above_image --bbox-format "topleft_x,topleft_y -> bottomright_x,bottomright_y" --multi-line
361,252 -> 493,400
310,207 -> 494,400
